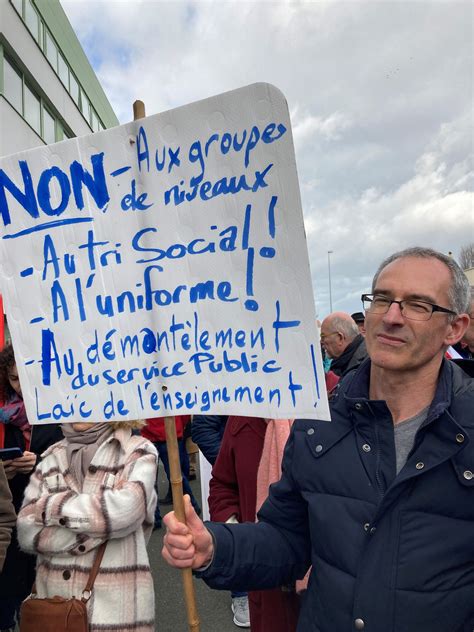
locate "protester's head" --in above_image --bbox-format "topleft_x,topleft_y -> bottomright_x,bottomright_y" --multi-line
320,312 -> 360,359
69,420 -> 144,432
351,312 -> 366,335
363,247 -> 470,374
0,344 -> 21,400
110,420 -> 145,431
460,287 -> 474,351
371,247 -> 470,315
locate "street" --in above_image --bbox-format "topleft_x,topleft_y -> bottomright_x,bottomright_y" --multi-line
151,461 -> 243,632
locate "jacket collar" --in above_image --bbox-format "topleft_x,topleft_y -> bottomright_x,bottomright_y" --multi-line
341,357 -> 467,428
228,416 -> 267,439
331,334 -> 364,376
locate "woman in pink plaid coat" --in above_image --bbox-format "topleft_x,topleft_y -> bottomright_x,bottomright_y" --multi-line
17,420 -> 158,632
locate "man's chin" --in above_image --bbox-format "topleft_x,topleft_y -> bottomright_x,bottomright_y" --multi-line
369,348 -> 407,371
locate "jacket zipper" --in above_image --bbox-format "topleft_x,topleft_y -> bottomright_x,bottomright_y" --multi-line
372,410 -> 385,500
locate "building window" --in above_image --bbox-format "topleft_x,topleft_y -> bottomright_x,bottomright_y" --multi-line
11,0 -> 22,15
8,0 -> 106,133
57,52 -> 69,88
24,84 -> 41,134
3,57 -> 23,113
80,89 -> 90,121
43,107 -> 56,144
45,30 -> 58,71
91,109 -> 100,132
25,0 -> 40,43
39,19 -> 44,48
69,73 -> 79,105
57,122 -> 73,141
2,56 -> 75,143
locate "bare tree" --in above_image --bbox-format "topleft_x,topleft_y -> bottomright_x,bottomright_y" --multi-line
459,243 -> 474,270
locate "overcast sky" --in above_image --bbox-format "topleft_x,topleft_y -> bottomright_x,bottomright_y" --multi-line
62,0 -> 473,319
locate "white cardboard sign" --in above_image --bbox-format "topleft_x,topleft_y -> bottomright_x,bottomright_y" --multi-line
0,83 -> 330,423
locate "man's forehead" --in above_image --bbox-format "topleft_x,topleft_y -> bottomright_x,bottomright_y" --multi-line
320,316 -> 332,330
375,256 -> 451,297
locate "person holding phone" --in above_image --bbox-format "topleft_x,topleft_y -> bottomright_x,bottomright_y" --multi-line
0,344 -> 62,631
0,462 -> 16,574
0,447 -> 23,461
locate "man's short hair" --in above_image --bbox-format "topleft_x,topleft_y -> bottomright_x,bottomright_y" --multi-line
330,315 -> 359,340
371,247 -> 470,315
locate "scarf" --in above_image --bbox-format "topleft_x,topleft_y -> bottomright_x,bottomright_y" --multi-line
0,393 -> 28,428
61,423 -> 114,486
256,419 -> 293,514
256,418 -> 309,593
0,394 -> 31,444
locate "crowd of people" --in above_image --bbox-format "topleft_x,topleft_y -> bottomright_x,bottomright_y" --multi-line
0,246 -> 473,631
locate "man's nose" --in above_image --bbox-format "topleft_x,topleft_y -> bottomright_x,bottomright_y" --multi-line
382,301 -> 405,325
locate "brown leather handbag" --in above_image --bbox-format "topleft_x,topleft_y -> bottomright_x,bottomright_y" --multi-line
20,542 -> 107,632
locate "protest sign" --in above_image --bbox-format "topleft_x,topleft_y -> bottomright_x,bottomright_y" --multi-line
0,83 -> 330,423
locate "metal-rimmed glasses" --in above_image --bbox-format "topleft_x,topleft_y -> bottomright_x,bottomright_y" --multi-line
361,293 -> 457,321
320,331 -> 340,342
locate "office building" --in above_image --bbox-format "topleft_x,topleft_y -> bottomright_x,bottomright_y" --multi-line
0,0 -> 118,158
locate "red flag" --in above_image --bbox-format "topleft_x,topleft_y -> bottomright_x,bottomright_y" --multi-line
0,295 -> 4,350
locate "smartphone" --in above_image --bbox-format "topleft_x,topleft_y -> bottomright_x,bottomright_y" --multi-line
0,447 -> 23,461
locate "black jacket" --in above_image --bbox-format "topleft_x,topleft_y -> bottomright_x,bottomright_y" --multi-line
200,360 -> 474,631
0,423 -> 62,598
191,415 -> 228,465
330,333 -> 367,377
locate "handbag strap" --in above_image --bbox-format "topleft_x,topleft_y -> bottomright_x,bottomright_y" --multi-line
81,541 -> 108,602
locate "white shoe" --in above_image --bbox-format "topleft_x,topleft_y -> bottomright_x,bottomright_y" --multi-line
231,596 -> 250,628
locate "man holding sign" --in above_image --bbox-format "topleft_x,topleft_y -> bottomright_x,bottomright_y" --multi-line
0,82 -> 332,632
163,247 -> 474,632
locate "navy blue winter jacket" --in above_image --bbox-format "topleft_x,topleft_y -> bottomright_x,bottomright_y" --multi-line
192,415 -> 228,465
199,359 -> 474,632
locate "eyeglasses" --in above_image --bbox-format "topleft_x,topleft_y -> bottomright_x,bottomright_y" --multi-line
320,331 -> 340,342
361,293 -> 457,322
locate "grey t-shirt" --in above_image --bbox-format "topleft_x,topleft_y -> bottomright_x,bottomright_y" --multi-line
394,406 -> 430,474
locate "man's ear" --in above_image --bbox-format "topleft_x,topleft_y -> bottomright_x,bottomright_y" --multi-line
444,314 -> 470,346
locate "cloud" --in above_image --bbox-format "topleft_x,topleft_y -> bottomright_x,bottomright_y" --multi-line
62,0 -> 474,317
306,107 -> 473,315
292,109 -> 353,147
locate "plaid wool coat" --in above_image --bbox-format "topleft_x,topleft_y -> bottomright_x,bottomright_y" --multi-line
17,427 -> 158,632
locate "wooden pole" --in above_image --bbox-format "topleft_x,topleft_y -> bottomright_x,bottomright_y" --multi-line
132,100 -> 200,632
133,100 -> 146,121
164,416 -> 200,631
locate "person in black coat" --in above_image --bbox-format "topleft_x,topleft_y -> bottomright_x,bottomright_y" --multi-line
320,312 -> 367,377
0,345 -> 62,630
0,463 -> 15,574
163,247 -> 473,632
191,415 -> 228,465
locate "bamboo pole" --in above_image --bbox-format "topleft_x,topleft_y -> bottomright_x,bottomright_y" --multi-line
132,100 -> 200,632
133,99 -> 146,121
164,416 -> 201,631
